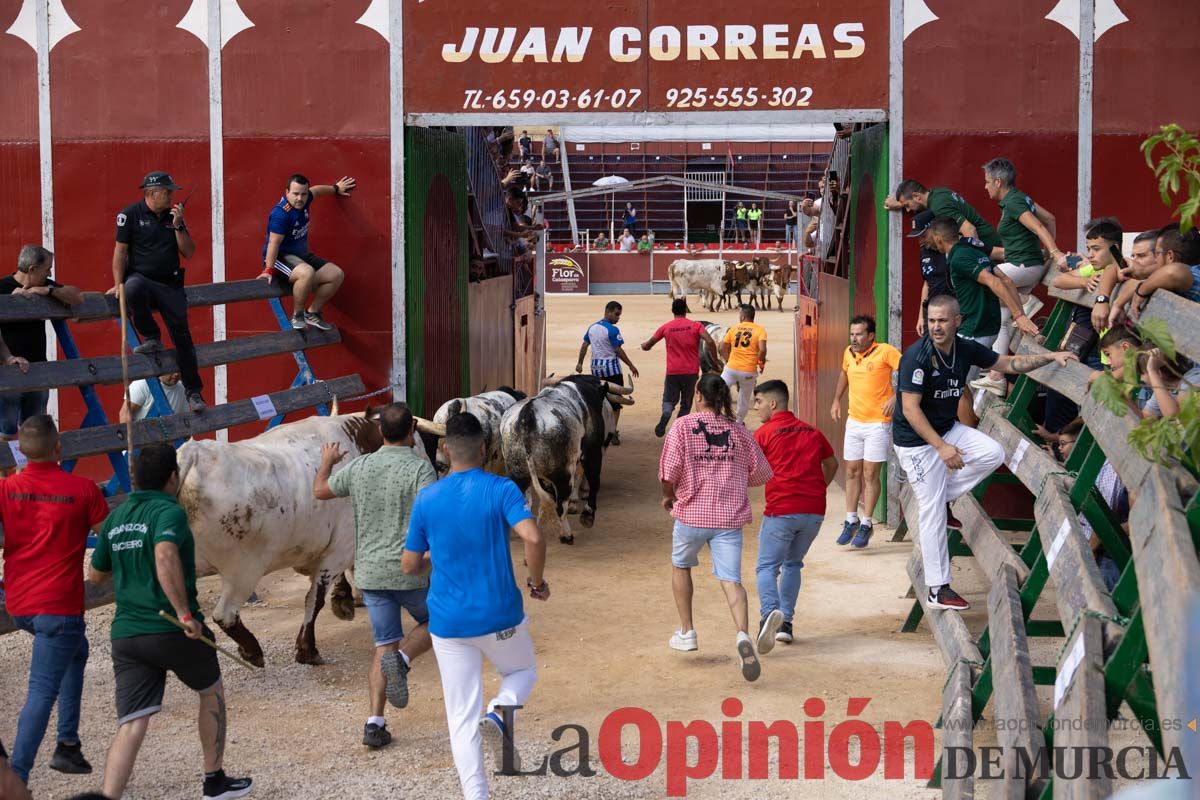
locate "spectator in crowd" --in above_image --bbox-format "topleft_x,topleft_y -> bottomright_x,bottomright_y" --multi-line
89,443 -> 253,800
751,380 -> 836,650
641,298 -> 721,437
535,158 -> 553,192
783,201 -> 799,249
637,233 -> 652,254
888,179 -> 1004,261
0,246 -> 81,438
119,373 -> 188,423
747,203 -> 763,246
402,412 -> 549,799
112,171 -> 206,412
314,403 -> 436,750
719,304 -> 768,423
892,294 -> 1075,611
518,130 -> 532,160
259,173 -> 355,332
733,202 -> 748,244
0,415 -> 109,788
593,231 -> 610,250
1108,225 -> 1200,325
623,203 -> 638,236
801,173 -> 839,253
830,314 -> 901,548
577,301 -> 640,445
982,157 -> 1067,363
659,375 -> 773,681
619,228 -> 637,252
1089,224 -> 1154,333
520,159 -> 536,188
543,129 -> 559,162
1141,348 -> 1199,419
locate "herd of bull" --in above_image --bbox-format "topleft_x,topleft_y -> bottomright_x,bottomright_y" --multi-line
172,373 -> 633,668
667,256 -> 796,313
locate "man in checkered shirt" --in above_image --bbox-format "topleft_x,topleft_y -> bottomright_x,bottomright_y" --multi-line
659,374 -> 772,682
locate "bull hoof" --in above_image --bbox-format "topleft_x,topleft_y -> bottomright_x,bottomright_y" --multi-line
330,593 -> 356,622
559,534 -> 575,545
240,647 -> 266,669
295,649 -> 326,666
580,509 -> 595,528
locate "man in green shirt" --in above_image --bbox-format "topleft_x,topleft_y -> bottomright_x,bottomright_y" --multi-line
890,179 -> 1004,261
89,442 -> 252,800
313,402 -> 436,750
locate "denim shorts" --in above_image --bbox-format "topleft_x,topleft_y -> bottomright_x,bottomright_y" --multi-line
671,521 -> 743,583
362,588 -> 430,647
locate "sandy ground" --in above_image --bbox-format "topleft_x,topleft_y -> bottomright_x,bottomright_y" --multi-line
3,295 -> 968,799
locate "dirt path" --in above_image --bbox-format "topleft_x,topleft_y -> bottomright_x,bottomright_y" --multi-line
2,294 -> 948,799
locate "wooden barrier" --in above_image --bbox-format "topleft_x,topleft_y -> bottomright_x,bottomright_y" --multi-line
977,400 -> 1067,498
941,662 -> 975,800
1052,616 -> 1111,800
0,279 -> 286,324
950,494 -> 1030,586
987,565 -> 1047,799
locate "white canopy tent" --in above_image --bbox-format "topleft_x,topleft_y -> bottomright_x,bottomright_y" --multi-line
560,124 -> 835,144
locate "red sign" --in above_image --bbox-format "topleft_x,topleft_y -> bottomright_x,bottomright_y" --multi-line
546,255 -> 590,293
403,2 -> 888,114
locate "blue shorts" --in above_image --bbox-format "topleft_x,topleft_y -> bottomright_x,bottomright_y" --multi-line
361,588 -> 430,647
671,521 -> 743,583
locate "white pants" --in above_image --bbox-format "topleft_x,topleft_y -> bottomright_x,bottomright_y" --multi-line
993,261 -> 1046,358
721,367 -> 758,421
844,419 -> 892,463
893,423 -> 1004,588
432,620 -> 538,800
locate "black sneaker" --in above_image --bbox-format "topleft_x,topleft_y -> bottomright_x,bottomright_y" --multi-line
362,722 -> 393,750
654,419 -> 667,437
775,621 -> 794,644
187,391 -> 207,412
202,769 -> 253,799
610,430 -> 621,446
381,651 -> 410,709
49,741 -> 92,774
132,338 -> 162,355
304,310 -> 334,331
927,584 -> 970,611
290,313 -> 306,330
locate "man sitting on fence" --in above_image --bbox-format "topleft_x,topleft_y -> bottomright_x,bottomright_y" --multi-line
0,245 -> 80,439
259,173 -> 355,332
112,171 -> 206,412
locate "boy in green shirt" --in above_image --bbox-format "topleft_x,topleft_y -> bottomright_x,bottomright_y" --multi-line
89,443 -> 252,800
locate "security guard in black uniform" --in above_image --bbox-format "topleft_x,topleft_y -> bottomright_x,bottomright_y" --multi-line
111,171 -> 205,412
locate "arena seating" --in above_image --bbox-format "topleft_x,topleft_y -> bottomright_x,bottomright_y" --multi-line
898,271 -> 1200,797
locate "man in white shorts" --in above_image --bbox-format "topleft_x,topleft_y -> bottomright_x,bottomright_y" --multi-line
830,315 -> 900,548
719,304 -> 767,424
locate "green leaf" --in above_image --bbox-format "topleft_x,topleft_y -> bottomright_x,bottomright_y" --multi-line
1090,373 -> 1130,417
1135,318 -> 1177,361
1121,347 -> 1141,393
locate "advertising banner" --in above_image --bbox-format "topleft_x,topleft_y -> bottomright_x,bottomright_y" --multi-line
546,254 -> 590,293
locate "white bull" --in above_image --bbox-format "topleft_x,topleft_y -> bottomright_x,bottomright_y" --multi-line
177,411 -> 436,666
668,258 -> 727,313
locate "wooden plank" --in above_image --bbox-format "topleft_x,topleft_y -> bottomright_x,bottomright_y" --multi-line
1052,616 -> 1110,800
1139,289 -> 1200,367
0,279 -> 287,324
950,493 -> 1031,586
977,400 -> 1067,499
1127,468 -> 1200,767
987,564 -> 1048,800
468,276 -> 515,394
1044,281 -> 1094,310
901,485 -> 983,669
1079,391 -> 1198,500
0,328 -> 340,393
1033,477 -> 1122,653
1015,339 -> 1091,405
0,375 -> 364,469
942,661 -> 976,800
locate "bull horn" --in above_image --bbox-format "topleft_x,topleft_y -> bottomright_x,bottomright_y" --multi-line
625,371 -> 634,392
607,392 -> 635,406
606,382 -> 634,395
413,417 -> 447,437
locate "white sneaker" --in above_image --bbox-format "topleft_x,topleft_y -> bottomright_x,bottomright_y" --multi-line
669,629 -> 698,651
969,374 -> 1008,397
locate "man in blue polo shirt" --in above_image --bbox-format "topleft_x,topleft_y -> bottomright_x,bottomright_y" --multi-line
402,413 -> 549,800
259,173 -> 356,331
576,300 -> 639,445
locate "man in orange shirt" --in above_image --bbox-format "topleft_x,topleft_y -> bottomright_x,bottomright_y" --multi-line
829,315 -> 901,548
719,304 -> 767,423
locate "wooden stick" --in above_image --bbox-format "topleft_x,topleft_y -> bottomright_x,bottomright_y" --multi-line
117,284 -> 134,479
157,610 -> 261,670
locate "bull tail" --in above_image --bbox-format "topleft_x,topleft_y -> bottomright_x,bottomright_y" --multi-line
524,454 -> 558,518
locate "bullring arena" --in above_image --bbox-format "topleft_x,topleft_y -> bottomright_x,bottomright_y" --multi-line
2,2 -> 1199,800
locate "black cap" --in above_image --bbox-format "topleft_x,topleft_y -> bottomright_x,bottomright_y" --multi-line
140,171 -> 181,191
908,210 -> 935,238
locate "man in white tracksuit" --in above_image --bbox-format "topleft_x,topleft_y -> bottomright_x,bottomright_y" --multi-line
402,412 -> 550,800
891,294 -> 1076,611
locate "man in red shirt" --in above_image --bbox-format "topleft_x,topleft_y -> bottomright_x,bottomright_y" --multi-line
641,298 -> 722,437
0,415 -> 109,786
751,381 -> 837,649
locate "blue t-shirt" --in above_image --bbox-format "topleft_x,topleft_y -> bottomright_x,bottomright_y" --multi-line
261,193 -> 313,258
405,468 -> 534,638
584,319 -> 624,377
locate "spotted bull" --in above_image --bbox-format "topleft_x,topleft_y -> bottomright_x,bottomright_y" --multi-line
499,375 -> 633,544
416,388 -> 526,474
